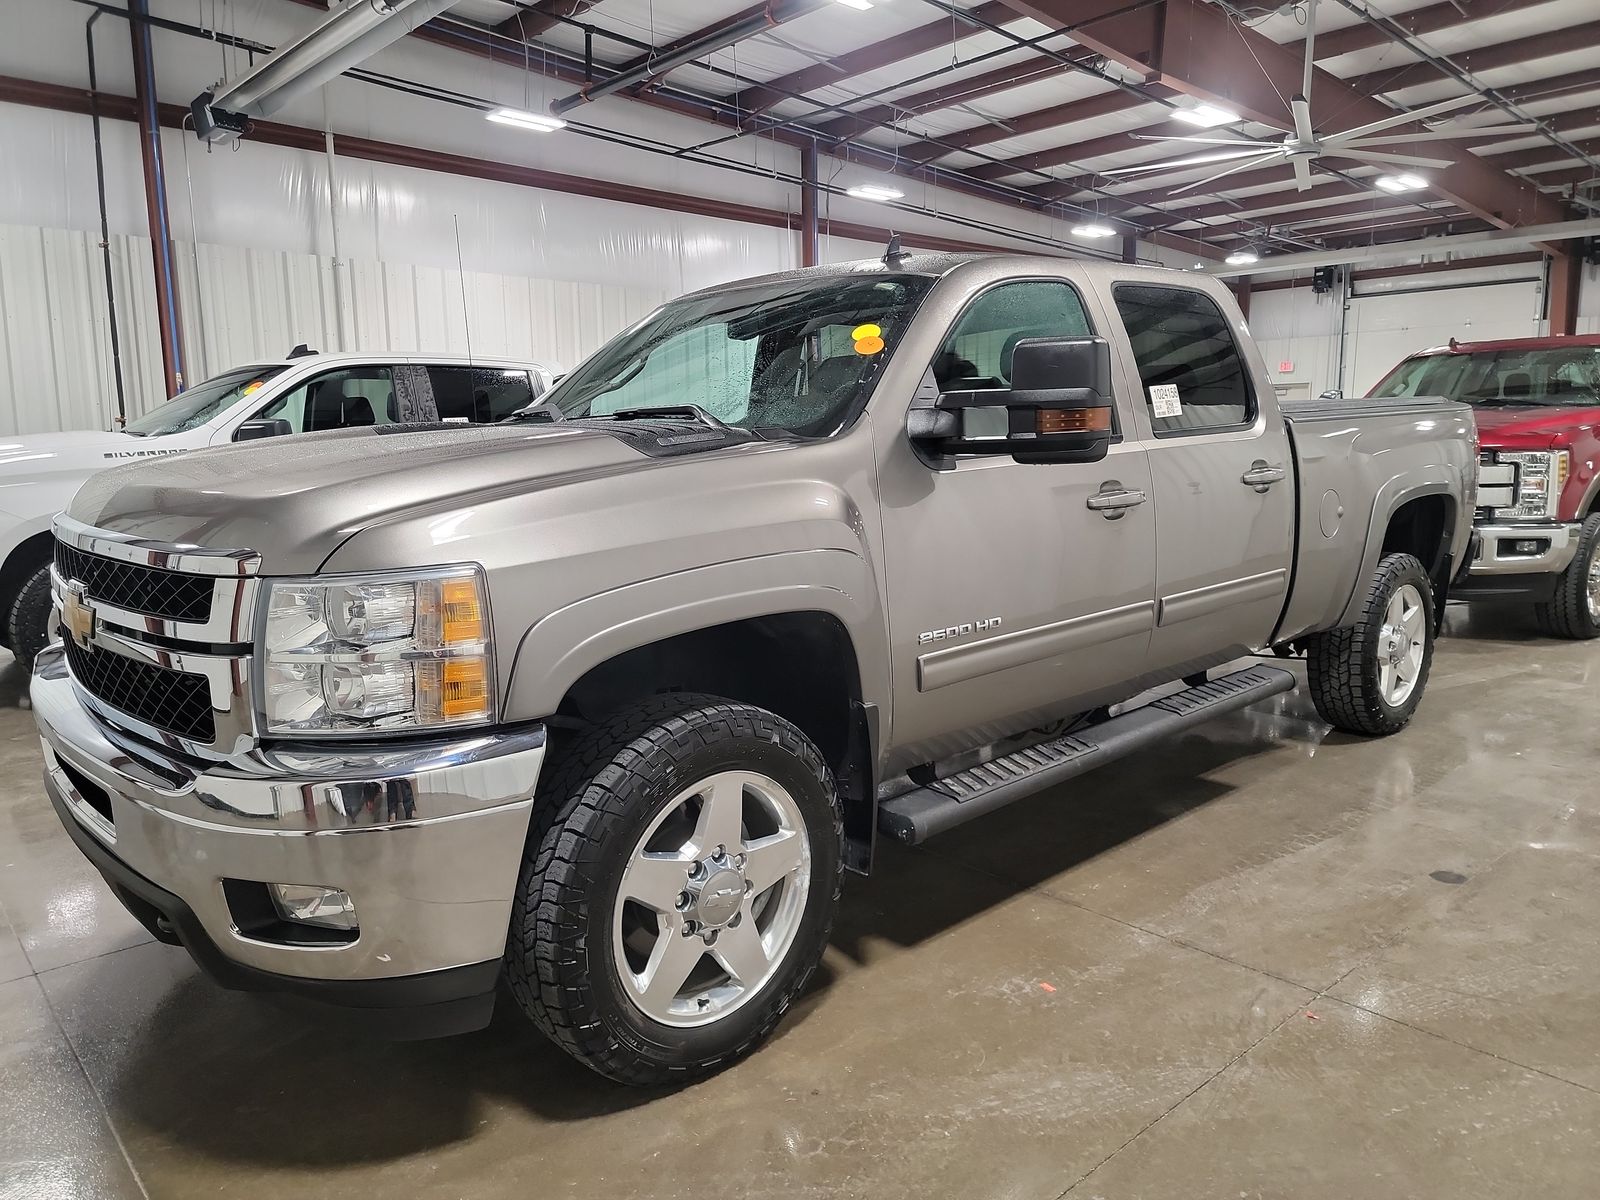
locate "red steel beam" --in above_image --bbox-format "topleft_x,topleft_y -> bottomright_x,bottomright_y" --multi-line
1347,20 -> 1600,95
1003,0 -> 1567,229
1497,66 -> 1600,105
1489,137 -> 1600,172
493,0 -> 603,39
1310,0 -> 1549,59
728,1 -> 1018,117
1549,245 -> 1583,335
813,51 -> 1078,143
912,86 -> 1172,165
1179,197 -> 1461,234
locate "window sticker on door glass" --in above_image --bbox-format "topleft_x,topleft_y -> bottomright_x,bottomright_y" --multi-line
1148,383 -> 1182,418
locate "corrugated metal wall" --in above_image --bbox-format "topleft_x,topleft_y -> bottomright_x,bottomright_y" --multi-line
0,219 -> 670,434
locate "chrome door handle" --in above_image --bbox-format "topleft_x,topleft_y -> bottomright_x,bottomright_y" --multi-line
1086,487 -> 1148,519
1241,461 -> 1286,491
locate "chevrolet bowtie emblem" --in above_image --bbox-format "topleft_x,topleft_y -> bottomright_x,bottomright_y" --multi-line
62,581 -> 97,652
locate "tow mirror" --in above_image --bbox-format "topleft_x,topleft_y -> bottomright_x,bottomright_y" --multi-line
908,336 -> 1114,465
233,418 -> 292,443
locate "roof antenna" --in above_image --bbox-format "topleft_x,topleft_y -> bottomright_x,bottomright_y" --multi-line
883,233 -> 906,264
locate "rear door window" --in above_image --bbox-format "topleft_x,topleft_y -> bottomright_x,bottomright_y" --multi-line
424,366 -> 538,424
1113,285 -> 1255,435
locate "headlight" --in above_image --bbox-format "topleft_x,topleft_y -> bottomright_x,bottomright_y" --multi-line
259,566 -> 494,735
1497,450 -> 1568,519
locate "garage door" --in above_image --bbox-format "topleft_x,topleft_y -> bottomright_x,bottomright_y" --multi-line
1342,279 -> 1542,397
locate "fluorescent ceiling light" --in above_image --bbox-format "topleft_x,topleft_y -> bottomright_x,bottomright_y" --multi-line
835,0 -> 874,8
1071,223 -> 1118,238
1374,172 -> 1427,193
486,106 -> 567,133
1225,250 -> 1259,265
846,183 -> 904,202
1173,103 -> 1240,128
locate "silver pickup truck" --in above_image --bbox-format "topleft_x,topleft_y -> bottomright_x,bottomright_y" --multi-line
33,253 -> 1474,1085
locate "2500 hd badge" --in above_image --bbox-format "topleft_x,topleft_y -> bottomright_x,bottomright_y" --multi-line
919,617 -> 1003,645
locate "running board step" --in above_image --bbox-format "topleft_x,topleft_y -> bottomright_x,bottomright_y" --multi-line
877,665 -> 1297,845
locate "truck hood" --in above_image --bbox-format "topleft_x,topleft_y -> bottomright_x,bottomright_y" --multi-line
67,423 -> 668,573
1470,404 -> 1600,448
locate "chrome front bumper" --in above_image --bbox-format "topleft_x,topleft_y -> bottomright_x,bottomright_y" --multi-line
32,644 -> 544,990
1469,522 -> 1580,576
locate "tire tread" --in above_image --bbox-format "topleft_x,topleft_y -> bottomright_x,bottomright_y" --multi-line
505,693 -> 842,1085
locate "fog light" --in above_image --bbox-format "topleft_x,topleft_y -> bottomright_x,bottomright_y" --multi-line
269,883 -> 357,931
1509,539 -> 1547,555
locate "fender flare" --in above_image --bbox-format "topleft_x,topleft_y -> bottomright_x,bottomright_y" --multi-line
502,547 -> 887,726
1337,472 -> 1462,629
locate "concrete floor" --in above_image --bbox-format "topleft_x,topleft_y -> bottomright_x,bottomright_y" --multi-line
3,603 -> 1598,1199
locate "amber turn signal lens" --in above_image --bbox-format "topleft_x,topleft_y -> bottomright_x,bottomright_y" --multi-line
440,658 -> 490,719
440,578 -> 485,644
1037,407 -> 1111,435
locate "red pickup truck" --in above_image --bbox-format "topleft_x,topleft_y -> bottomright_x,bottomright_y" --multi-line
1368,334 -> 1600,638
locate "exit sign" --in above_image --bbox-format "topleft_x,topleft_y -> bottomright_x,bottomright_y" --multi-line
1278,360 -> 1295,373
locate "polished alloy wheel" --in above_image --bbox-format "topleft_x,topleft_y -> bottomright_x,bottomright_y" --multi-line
1377,582 -> 1427,706
612,770 -> 811,1027
1587,551 -> 1600,624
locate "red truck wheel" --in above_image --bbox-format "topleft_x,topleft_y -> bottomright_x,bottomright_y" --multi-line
1534,514 -> 1600,640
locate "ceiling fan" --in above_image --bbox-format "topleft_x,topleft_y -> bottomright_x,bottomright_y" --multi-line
1099,0 -> 1539,195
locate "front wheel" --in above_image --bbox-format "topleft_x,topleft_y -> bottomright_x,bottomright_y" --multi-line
1305,552 -> 1435,736
7,562 -> 53,672
506,695 -> 842,1085
1534,513 -> 1600,640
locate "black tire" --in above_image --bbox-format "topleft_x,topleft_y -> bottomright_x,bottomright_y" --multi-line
506,694 -> 843,1086
1305,552 -> 1435,737
1534,513 -> 1600,640
7,562 -> 53,672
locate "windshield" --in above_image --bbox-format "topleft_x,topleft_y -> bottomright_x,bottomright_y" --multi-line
1369,346 -> 1600,407
542,273 -> 933,435
124,365 -> 288,436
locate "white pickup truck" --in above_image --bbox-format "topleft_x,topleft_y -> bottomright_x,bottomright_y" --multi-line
0,349 -> 559,669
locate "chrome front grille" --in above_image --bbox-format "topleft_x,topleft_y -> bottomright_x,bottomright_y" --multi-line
51,515 -> 262,758
63,639 -> 215,743
54,542 -> 213,623
1476,456 -> 1517,514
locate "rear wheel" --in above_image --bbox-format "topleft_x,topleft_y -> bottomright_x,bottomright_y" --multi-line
1305,552 -> 1435,736
7,562 -> 53,672
1534,513 -> 1600,640
506,694 -> 842,1085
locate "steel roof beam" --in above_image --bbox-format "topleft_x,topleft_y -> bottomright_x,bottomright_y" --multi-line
1309,0 -> 1550,59
1348,20 -> 1600,95
1002,0 -> 1566,230
727,1 -> 1018,117
492,0 -> 603,39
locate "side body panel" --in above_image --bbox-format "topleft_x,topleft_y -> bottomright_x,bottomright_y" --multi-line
1275,396 -> 1476,641
322,431 -> 892,732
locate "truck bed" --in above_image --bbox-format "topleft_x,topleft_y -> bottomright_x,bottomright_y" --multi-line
1274,395 -> 1475,643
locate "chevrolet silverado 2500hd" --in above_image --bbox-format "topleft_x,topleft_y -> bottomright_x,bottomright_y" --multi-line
0,350 -> 559,670
33,254 -> 1474,1084
1369,335 -> 1600,637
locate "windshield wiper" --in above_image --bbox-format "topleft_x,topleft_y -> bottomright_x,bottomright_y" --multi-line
600,405 -> 731,429
505,401 -> 567,423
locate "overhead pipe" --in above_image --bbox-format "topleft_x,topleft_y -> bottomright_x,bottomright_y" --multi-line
85,10 -> 128,426
128,0 -> 186,396
196,0 -> 458,140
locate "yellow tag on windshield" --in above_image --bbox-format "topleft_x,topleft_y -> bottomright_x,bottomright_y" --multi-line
852,323 -> 885,356
243,380 -> 264,394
